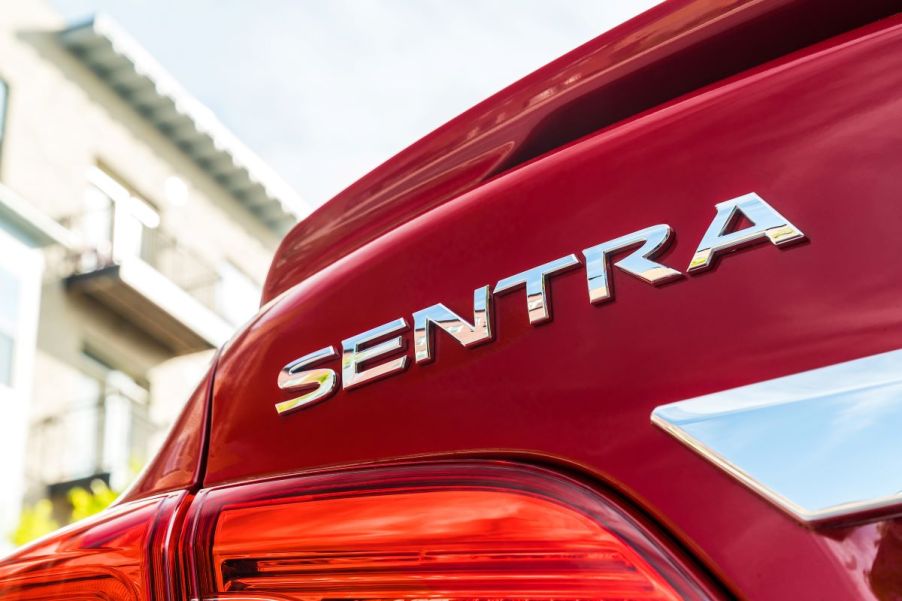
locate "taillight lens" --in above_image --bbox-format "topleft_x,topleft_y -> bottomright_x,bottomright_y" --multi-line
0,491 -> 184,600
186,462 -> 714,600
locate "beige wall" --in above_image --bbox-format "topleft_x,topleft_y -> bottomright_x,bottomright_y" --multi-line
0,0 -> 286,504
0,2 -> 278,275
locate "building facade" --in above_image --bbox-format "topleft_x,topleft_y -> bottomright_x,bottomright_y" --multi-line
0,1 -> 305,550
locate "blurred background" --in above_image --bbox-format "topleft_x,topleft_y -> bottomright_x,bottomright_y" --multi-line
0,0 -> 656,550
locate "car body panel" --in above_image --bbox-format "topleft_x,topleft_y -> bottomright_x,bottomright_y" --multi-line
206,15 -> 902,600
262,0 -> 900,306
11,3 -> 897,600
120,358 -> 215,502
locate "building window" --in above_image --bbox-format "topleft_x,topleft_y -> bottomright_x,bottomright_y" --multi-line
0,79 -> 7,166
80,166 -> 160,269
0,229 -> 40,391
0,266 -> 20,387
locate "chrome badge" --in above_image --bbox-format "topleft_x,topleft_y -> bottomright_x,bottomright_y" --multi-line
277,193 -> 806,414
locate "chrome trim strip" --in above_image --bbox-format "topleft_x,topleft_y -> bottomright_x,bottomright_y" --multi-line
652,348 -> 902,523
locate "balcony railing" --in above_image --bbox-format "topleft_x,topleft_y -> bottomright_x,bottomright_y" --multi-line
59,205 -> 235,352
30,373 -> 155,491
61,206 -> 221,314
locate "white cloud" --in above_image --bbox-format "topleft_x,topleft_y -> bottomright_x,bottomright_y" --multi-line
50,0 -> 659,206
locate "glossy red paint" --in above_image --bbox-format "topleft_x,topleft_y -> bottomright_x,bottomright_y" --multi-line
0,491 -> 187,600
207,14 -> 902,601
262,0 -> 900,305
183,462 -> 721,600
121,359 -> 215,502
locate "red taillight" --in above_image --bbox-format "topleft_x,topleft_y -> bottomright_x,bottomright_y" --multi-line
0,491 -> 185,600
185,462 -> 714,600
0,463 -> 715,600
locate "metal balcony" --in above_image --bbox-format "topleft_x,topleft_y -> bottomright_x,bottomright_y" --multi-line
31,372 -> 156,492
62,207 -> 233,354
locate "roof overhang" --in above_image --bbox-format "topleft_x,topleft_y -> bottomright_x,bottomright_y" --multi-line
59,14 -> 308,235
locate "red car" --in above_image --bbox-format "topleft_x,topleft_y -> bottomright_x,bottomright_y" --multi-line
2,1 -> 901,599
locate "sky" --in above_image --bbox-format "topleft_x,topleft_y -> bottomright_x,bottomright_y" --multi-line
49,1 -> 660,210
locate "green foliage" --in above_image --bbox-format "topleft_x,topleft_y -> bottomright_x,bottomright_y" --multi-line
10,479 -> 120,546
68,479 -> 119,522
10,499 -> 59,547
